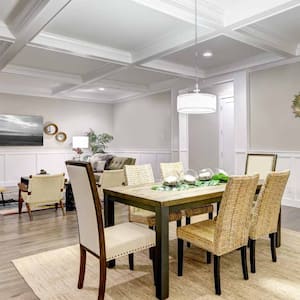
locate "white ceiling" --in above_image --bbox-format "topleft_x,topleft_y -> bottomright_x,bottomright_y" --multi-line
0,0 -> 299,103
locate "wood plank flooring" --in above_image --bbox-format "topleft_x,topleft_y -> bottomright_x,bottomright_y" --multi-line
0,205 -> 299,299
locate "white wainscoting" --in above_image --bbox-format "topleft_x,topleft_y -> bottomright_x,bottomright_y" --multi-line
110,149 -> 172,180
0,149 -> 74,186
235,150 -> 300,208
0,148 -> 172,186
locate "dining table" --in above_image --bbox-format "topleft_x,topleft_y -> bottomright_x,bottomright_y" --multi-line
103,182 -> 226,299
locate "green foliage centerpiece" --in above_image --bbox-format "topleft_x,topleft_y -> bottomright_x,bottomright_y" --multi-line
86,129 -> 113,154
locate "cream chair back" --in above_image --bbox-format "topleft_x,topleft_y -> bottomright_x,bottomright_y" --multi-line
98,169 -> 125,199
124,164 -> 154,185
160,162 -> 184,180
214,174 -> 259,256
27,173 -> 65,204
245,153 -> 277,180
249,170 -> 290,239
66,161 -> 105,257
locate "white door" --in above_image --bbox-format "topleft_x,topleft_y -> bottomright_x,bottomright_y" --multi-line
219,97 -> 234,174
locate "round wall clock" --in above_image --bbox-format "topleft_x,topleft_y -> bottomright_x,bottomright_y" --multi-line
55,132 -> 67,142
44,123 -> 58,135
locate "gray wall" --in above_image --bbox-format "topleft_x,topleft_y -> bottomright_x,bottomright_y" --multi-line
249,62 -> 300,150
0,93 -> 113,149
111,91 -> 171,150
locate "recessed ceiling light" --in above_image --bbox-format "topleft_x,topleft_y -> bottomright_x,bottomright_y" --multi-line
203,51 -> 213,57
98,87 -> 105,91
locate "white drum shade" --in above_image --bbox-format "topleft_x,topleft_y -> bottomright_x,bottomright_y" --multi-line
177,92 -> 216,114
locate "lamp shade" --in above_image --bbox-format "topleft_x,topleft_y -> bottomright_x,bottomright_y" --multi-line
177,92 -> 216,114
72,136 -> 89,148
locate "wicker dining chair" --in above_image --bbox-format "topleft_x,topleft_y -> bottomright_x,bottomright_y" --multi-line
160,162 -> 214,226
66,161 -> 156,300
177,174 -> 259,295
249,170 -> 290,273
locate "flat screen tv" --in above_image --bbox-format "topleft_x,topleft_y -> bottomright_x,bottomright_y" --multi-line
0,114 -> 43,146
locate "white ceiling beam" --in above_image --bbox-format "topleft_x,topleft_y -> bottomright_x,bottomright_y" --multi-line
130,0 -> 223,28
141,59 -> 205,78
225,29 -> 296,58
52,64 -> 127,95
225,0 -> 300,29
31,32 -> 132,64
0,0 -> 72,70
205,52 -> 282,78
2,64 -> 82,84
96,79 -> 149,93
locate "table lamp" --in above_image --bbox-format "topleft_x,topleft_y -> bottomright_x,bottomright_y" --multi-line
72,136 -> 89,160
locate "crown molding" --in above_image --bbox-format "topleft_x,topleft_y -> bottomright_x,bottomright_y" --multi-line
31,32 -> 132,64
3,64 -> 82,84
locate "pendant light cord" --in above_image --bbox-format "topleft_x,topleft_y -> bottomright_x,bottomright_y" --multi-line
194,0 -> 199,92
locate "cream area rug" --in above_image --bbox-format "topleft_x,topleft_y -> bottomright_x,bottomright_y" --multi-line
13,229 -> 300,300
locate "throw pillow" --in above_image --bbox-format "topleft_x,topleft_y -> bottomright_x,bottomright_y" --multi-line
95,161 -> 106,172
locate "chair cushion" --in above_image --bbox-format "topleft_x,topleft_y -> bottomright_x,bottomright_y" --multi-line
104,222 -> 156,261
107,157 -> 135,170
177,219 -> 215,254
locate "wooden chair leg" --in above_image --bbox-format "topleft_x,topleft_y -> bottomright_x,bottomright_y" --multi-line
276,209 -> 281,248
1,192 -> 5,206
25,203 -> 33,221
207,252 -> 211,264
214,255 -> 221,295
149,226 -> 154,259
250,239 -> 256,273
240,246 -> 248,280
185,217 -> 191,248
150,247 -> 157,286
177,238 -> 184,276
78,245 -> 86,289
129,253 -> 134,270
208,211 -> 213,220
176,219 -> 182,227
98,257 -> 107,300
59,200 -> 66,216
270,233 -> 277,262
55,203 -> 58,211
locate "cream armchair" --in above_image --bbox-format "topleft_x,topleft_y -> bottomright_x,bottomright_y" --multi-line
20,173 -> 65,220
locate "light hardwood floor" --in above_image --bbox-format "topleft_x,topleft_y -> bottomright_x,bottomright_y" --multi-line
0,205 -> 299,299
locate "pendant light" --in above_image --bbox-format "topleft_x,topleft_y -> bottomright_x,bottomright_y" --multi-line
177,0 -> 216,114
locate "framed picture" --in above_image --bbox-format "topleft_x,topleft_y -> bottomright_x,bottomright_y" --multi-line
0,114 -> 43,146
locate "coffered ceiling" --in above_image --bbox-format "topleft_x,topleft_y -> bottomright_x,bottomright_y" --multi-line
0,0 -> 299,103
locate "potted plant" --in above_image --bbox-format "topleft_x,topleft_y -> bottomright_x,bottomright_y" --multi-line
86,129 -> 113,154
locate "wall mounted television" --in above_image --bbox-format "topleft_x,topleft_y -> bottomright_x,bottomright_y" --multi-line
0,114 -> 43,146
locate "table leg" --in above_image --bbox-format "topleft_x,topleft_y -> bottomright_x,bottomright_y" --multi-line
155,206 -> 169,300
104,193 -> 115,268
18,188 -> 23,214
276,208 -> 281,248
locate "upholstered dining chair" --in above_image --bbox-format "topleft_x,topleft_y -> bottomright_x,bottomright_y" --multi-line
20,173 -> 65,220
177,174 -> 259,295
65,161 -> 156,300
160,162 -> 214,226
245,153 -> 277,180
249,170 -> 290,273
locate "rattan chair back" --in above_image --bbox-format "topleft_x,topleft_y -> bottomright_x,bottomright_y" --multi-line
124,164 -> 154,185
160,162 -> 184,180
249,170 -> 290,239
215,174 -> 259,255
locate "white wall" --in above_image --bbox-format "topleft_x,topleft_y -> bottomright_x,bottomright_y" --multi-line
248,62 -> 300,207
0,93 -> 113,185
111,92 -> 171,150
250,62 -> 300,151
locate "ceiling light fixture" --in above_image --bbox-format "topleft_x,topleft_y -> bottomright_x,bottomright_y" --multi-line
98,87 -> 105,91
177,0 -> 216,114
203,51 -> 213,57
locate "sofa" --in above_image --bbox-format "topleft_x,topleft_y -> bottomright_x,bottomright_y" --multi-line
89,154 -> 136,199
